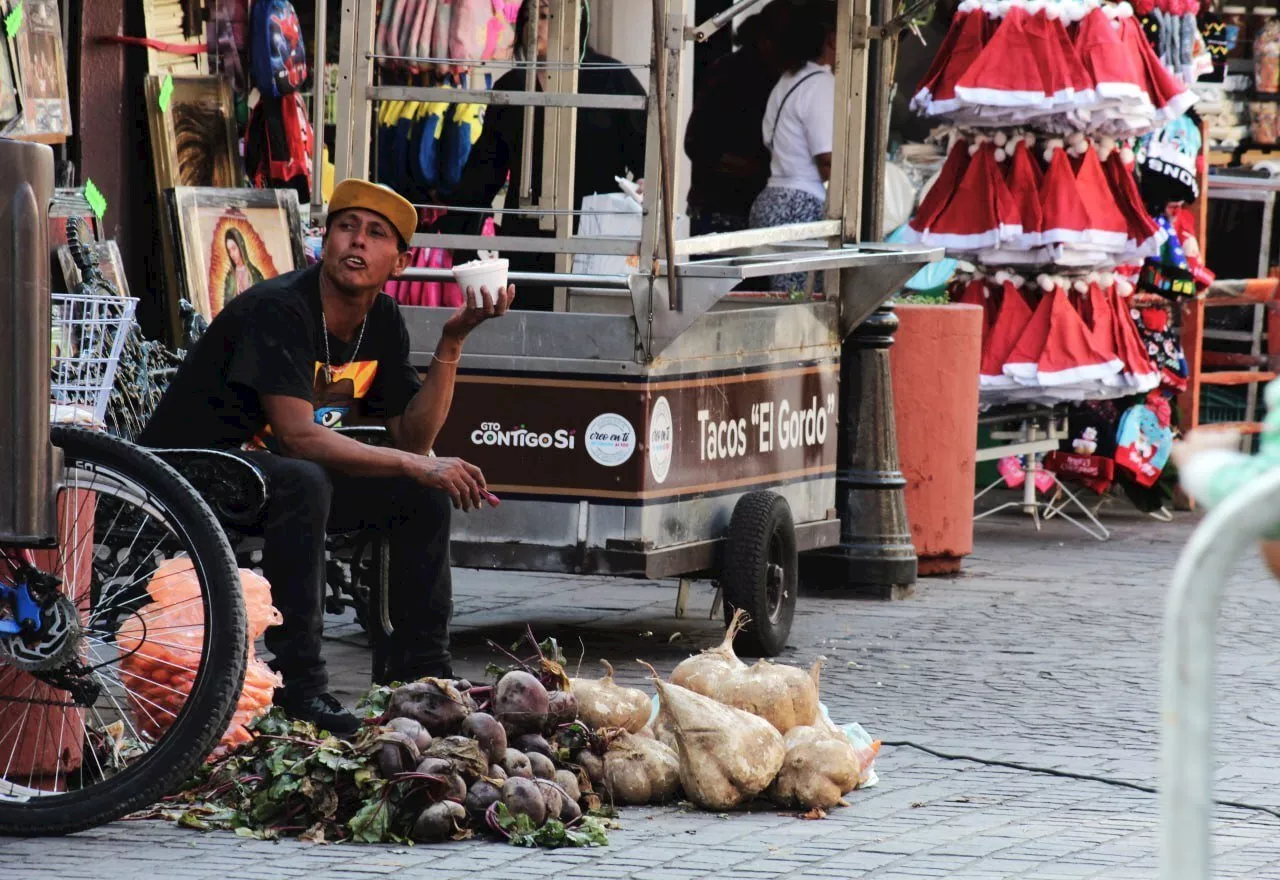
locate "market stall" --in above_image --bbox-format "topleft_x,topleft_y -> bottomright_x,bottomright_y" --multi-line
330,0 -> 940,651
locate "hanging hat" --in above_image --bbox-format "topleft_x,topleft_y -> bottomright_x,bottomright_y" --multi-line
1044,5 -> 1100,110
1074,6 -> 1149,107
1108,284 -> 1162,391
1039,145 -> 1093,246
1116,12 -> 1197,123
1074,146 -> 1130,252
911,3 -> 990,117
905,139 -> 970,241
954,7 -> 1051,113
981,280 -> 1035,389
923,142 -> 1022,251
1005,138 -> 1045,248
1003,278 -> 1056,385
1035,285 -> 1124,386
1103,149 -> 1166,259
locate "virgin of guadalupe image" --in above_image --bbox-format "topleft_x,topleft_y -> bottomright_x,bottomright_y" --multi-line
206,217 -> 279,317
222,227 -> 266,306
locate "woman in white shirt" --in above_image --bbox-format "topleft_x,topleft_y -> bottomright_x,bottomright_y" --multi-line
750,2 -> 838,294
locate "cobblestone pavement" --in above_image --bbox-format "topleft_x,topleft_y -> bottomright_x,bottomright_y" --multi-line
8,509 -> 1280,879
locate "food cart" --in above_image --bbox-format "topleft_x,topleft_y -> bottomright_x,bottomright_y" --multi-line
331,0 -> 939,654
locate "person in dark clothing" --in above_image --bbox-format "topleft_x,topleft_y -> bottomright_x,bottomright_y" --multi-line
684,3 -> 787,237
141,180 -> 514,736
440,0 -> 647,309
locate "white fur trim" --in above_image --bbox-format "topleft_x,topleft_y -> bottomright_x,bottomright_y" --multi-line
1036,358 -> 1124,386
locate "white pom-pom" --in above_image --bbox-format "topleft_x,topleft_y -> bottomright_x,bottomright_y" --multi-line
1024,132 -> 1037,147
994,147 -> 1008,162
993,131 -> 1009,147
1116,279 -> 1135,297
1066,131 -> 1086,146
994,270 -> 1011,285
1011,273 -> 1026,287
1037,274 -> 1055,292
1100,271 -> 1115,288
1073,279 -> 1088,294
970,143 -> 980,156
1120,146 -> 1135,165
1042,3 -> 1061,21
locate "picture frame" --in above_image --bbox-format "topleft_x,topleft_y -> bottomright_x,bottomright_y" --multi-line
0,8 -> 20,127
166,187 -> 306,323
145,74 -> 241,191
6,0 -> 72,139
57,240 -> 128,297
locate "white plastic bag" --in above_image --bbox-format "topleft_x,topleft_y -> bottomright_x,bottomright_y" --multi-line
572,179 -> 643,278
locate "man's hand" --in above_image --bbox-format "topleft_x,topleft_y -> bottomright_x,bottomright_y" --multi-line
407,454 -> 498,511
442,284 -> 515,342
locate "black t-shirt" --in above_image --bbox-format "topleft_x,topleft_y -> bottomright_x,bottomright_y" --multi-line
140,264 -> 423,451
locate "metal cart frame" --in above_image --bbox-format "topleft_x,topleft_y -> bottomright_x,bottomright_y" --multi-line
325,0 -> 940,652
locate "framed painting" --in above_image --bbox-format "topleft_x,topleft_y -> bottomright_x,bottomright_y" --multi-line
8,0 -> 71,138
167,187 -> 305,322
57,240 -> 128,297
0,7 -> 19,128
145,74 -> 241,191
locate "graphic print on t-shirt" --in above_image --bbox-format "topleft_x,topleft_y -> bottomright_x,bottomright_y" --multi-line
246,359 -> 379,450
311,360 -> 379,429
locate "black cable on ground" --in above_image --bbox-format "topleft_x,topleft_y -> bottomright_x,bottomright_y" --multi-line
881,740 -> 1280,821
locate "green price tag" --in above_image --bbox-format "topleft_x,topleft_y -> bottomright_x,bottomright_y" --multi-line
84,179 -> 107,222
158,74 -> 174,113
4,2 -> 22,38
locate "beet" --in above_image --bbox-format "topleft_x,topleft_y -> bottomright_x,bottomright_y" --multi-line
527,751 -> 556,780
499,748 -> 534,780
375,730 -> 420,778
501,777 -> 546,826
560,796 -> 582,823
494,671 -> 549,735
554,769 -> 581,802
389,679 -> 471,735
512,733 -> 553,759
385,717 -> 432,752
461,712 -> 508,765
415,757 -> 454,778
423,736 -> 490,780
488,764 -> 508,782
547,690 -> 578,728
465,779 -> 502,818
411,801 -> 466,843
443,772 -> 467,802
536,778 -> 565,820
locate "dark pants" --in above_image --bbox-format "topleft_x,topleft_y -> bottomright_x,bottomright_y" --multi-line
235,452 -> 454,698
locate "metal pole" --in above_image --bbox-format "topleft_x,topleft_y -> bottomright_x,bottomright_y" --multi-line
861,0 -> 893,241
689,0 -> 772,42
1160,468 -> 1280,880
802,307 -> 917,594
311,0 -> 329,212
653,0 -> 679,311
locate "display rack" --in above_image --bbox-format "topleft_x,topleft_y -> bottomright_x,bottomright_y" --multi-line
974,408 -> 1110,541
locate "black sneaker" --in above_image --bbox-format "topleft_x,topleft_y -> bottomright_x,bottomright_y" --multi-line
276,691 -> 362,737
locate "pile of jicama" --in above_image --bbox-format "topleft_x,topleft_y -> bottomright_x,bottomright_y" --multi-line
157,618 -> 878,847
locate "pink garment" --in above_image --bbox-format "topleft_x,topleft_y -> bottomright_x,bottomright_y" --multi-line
384,216 -> 495,307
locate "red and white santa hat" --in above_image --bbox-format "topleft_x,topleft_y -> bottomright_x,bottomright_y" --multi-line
1113,8 -> 1197,124
980,279 -> 1034,389
1073,143 -> 1130,253
905,138 -> 970,242
921,141 -> 1022,252
1100,142 -> 1166,259
1034,282 -> 1123,386
911,1 -> 990,118
1074,6 -> 1149,108
1002,275 -> 1057,384
1108,278 -> 1161,391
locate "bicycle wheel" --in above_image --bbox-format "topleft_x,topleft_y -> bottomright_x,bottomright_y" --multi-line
0,427 -> 246,835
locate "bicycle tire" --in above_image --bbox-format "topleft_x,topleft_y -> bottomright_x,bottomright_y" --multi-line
0,427 -> 246,836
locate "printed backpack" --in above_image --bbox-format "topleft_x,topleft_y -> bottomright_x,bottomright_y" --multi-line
251,0 -> 309,98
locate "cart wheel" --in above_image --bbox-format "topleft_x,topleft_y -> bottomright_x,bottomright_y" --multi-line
721,491 -> 797,657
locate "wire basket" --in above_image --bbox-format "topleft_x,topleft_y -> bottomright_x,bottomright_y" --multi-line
50,292 -> 139,425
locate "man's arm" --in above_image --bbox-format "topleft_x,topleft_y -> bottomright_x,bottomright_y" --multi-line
387,332 -> 462,455
264,394 -> 489,509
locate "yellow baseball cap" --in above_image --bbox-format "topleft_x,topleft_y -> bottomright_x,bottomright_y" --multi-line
326,179 -> 418,247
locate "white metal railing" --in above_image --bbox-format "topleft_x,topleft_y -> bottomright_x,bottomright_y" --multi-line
1160,467 -> 1280,879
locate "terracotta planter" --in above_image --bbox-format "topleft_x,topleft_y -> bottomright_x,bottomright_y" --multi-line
889,303 -> 983,575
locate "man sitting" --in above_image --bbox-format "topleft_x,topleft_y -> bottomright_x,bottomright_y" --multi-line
141,180 -> 513,735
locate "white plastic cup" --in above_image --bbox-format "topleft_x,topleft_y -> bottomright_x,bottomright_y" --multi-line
451,258 -> 509,308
